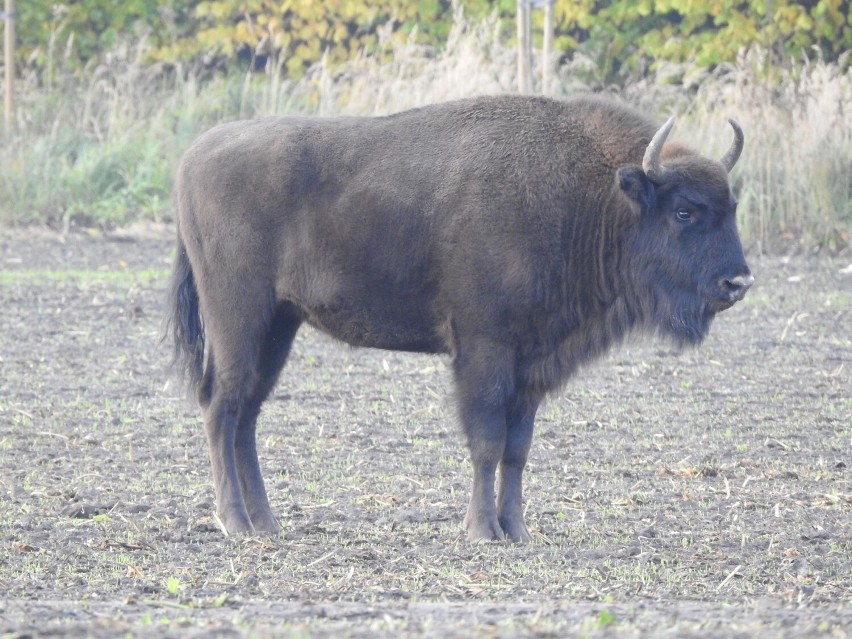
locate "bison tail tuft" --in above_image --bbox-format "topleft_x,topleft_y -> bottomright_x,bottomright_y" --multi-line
164,235 -> 204,396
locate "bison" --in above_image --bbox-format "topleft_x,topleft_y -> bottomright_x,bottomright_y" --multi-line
167,94 -> 753,542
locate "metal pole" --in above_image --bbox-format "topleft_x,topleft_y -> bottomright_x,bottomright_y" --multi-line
542,0 -> 554,95
4,0 -> 13,133
517,0 -> 532,93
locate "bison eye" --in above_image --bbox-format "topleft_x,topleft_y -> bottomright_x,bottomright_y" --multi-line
675,209 -> 693,223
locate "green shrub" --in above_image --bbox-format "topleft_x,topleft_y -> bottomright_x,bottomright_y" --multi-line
1,9 -> 849,251
13,1 -> 850,83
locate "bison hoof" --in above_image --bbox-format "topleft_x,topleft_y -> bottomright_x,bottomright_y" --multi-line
465,516 -> 532,543
499,516 -> 532,544
465,516 -> 506,543
214,510 -> 255,536
250,511 -> 282,534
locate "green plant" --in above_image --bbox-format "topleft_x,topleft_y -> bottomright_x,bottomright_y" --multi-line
597,609 -> 617,628
164,575 -> 183,597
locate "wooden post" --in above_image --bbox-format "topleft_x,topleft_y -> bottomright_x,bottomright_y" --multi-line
3,0 -> 13,134
542,0 -> 554,95
521,0 -> 557,95
516,0 -> 532,94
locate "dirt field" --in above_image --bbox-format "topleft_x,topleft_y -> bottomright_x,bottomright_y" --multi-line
0,226 -> 849,638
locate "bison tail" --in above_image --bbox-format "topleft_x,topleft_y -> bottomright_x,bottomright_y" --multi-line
165,234 -> 205,396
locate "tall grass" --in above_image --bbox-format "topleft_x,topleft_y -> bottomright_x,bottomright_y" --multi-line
0,38 -> 251,229
0,9 -> 849,251
663,52 -> 852,252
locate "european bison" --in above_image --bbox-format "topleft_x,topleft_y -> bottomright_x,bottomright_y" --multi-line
167,94 -> 753,542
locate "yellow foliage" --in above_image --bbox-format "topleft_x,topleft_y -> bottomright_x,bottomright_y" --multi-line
13,0 -> 849,81
24,0 -> 840,82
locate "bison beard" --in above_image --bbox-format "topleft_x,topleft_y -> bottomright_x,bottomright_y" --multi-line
167,94 -> 752,542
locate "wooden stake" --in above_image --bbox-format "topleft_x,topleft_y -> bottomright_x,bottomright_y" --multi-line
517,0 -> 531,94
4,0 -> 13,134
542,0 -> 554,95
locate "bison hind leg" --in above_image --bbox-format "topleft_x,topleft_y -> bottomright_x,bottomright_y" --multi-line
200,287 -> 301,536
235,303 -> 303,533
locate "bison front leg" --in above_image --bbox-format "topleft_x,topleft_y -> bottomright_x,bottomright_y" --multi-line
497,397 -> 538,543
454,341 -> 514,542
461,401 -> 507,542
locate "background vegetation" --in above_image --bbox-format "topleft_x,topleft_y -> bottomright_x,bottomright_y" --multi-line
1,1 -> 850,251
15,1 -> 851,77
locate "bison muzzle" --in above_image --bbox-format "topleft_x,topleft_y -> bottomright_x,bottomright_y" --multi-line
167,95 -> 752,542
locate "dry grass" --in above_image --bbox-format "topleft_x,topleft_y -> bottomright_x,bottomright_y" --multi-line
671,51 -> 852,252
0,10 -> 849,250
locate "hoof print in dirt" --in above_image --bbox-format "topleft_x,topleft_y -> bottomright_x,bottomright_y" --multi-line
63,503 -> 107,519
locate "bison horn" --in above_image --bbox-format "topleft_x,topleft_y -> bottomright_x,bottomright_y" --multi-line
720,118 -> 744,173
642,116 -> 675,183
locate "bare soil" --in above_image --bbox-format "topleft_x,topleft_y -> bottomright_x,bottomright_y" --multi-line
0,226 -> 850,638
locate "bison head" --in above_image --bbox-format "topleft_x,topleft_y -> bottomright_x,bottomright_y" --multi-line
616,117 -> 753,344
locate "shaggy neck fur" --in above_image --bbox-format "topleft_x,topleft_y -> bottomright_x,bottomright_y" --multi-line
517,185 -> 643,398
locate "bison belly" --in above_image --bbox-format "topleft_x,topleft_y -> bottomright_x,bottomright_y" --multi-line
302,290 -> 447,354
279,237 -> 447,354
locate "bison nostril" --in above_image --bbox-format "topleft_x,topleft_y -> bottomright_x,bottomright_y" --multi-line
721,273 -> 754,297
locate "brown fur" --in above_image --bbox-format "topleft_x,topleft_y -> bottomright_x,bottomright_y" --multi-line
167,94 -> 751,541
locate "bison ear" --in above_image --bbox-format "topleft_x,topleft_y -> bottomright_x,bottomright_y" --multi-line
616,167 -> 655,216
